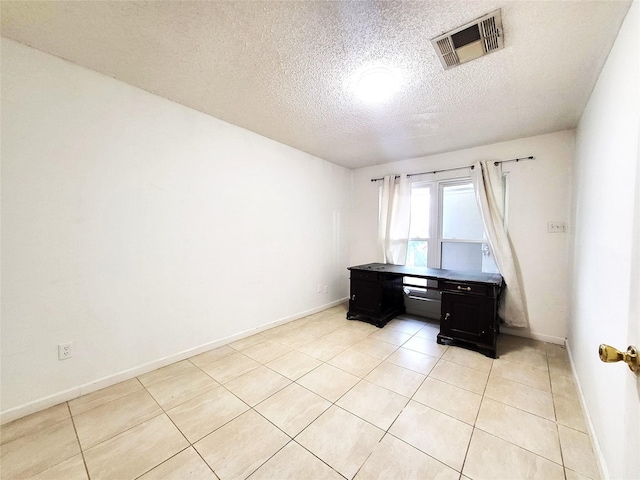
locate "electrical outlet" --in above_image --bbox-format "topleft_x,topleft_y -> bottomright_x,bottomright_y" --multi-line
58,342 -> 73,360
324,285 -> 328,294
317,284 -> 322,293
548,222 -> 567,233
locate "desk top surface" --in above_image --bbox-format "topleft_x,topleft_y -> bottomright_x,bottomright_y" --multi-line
348,263 -> 503,286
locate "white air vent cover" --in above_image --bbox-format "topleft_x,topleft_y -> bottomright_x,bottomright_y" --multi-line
431,10 -> 504,70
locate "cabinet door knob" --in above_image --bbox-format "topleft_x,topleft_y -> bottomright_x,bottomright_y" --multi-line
444,313 -> 450,320
457,286 -> 472,291
351,294 -> 356,300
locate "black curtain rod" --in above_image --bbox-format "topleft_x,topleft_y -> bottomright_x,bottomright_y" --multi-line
370,156 -> 535,182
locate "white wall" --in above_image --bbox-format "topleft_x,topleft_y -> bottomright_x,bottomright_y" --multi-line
0,38 -> 351,420
351,130 -> 575,342
570,2 -> 639,478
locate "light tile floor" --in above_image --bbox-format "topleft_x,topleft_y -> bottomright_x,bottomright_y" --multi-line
1,304 -> 600,480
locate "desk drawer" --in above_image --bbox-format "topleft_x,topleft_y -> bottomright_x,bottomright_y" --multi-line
350,269 -> 379,281
440,281 -> 488,296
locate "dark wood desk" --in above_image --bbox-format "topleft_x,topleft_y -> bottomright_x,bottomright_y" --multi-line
346,263 -> 503,358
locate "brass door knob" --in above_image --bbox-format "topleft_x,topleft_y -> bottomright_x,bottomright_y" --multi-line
598,344 -> 638,372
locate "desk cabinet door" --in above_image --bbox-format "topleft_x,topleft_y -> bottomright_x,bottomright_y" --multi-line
349,279 -> 381,317
440,292 -> 494,346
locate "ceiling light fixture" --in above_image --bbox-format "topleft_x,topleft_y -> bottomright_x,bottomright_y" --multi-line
354,67 -> 399,104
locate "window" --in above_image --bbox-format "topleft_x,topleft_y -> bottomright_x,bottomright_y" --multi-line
407,177 -> 499,274
406,184 -> 430,267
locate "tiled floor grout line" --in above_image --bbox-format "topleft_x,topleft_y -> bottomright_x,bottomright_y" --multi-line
458,355 -> 495,476
192,446 -> 221,480
247,396 -> 344,479
544,348 -> 567,479
260,333 -> 460,476
471,344 -> 570,471
472,350 -> 566,474
67,380 -> 146,418
381,430 -> 456,473
72,396 -> 192,479
281,344 -> 401,478
481,418 -> 570,465
243,392 -> 351,480
71,372 -> 206,478
220,322 -> 423,479
131,445 -> 193,480
206,333 -> 357,479
139,366 -> 257,479
471,426 -> 567,469
65,401 -> 92,480
136,384 -> 210,479
545,347 -> 570,480
71,396 -> 165,454
0,413 -> 71,453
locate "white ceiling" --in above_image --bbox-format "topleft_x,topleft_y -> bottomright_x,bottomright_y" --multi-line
1,1 -> 631,169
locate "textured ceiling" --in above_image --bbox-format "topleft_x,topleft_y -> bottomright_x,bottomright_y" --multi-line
1,1 -> 632,169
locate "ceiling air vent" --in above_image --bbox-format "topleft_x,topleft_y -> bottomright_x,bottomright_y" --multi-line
431,10 -> 504,70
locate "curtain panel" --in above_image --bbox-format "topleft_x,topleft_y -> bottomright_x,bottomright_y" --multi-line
471,161 -> 529,327
378,174 -> 411,265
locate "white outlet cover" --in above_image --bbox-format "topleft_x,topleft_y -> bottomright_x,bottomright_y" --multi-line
58,343 -> 73,360
548,222 -> 567,233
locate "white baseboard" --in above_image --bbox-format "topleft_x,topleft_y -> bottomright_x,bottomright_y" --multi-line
401,308 -> 566,346
564,341 -> 608,480
500,326 -> 566,345
0,298 -> 348,425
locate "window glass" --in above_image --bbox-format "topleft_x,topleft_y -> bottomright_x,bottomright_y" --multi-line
440,241 -> 498,273
407,185 -> 430,267
441,242 -> 483,271
441,183 -> 484,240
409,185 -> 430,238
439,181 -> 499,273
407,240 -> 428,267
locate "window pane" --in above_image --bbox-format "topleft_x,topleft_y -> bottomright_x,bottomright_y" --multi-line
441,241 -> 500,273
407,240 -> 428,267
441,242 -> 483,271
441,183 -> 484,240
409,185 -> 430,239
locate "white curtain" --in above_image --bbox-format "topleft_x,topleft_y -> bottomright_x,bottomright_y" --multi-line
378,174 -> 411,265
471,161 -> 529,327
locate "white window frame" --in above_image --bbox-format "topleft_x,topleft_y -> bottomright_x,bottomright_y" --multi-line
409,177 -> 479,269
407,174 -> 507,270
405,183 -> 434,269
380,171 -> 508,272
437,178 -> 488,270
